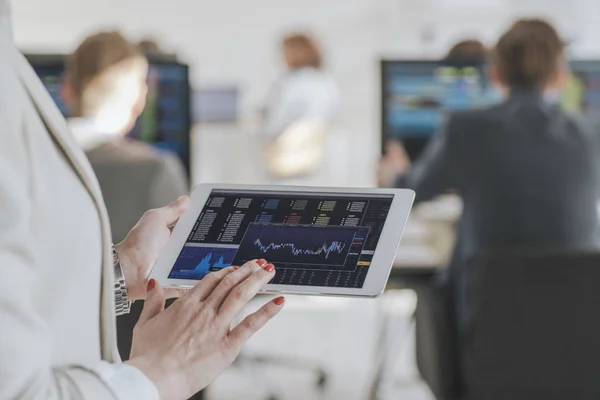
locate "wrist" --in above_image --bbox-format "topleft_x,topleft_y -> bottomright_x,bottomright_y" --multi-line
126,357 -> 180,400
115,242 -> 144,301
113,244 -> 131,315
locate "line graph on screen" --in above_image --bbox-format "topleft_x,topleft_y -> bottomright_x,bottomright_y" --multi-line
253,238 -> 347,260
234,223 -> 367,267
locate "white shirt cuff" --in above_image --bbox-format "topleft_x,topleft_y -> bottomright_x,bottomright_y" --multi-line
96,362 -> 160,400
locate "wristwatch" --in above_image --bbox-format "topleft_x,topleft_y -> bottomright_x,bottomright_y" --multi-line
112,245 -> 131,316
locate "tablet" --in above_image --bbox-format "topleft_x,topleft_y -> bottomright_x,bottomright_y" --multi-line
151,184 -> 414,297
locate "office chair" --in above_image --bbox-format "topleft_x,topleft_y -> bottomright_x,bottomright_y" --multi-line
462,249 -> 600,400
412,249 -> 600,400
412,276 -> 460,400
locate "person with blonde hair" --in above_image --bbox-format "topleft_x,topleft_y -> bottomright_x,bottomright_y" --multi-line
62,30 -> 188,243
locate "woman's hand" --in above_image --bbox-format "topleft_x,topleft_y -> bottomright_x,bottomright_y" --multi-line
126,259 -> 284,400
377,140 -> 411,188
116,196 -> 191,300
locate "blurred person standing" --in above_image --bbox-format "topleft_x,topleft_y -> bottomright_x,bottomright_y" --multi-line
261,33 -> 339,181
63,31 -> 188,243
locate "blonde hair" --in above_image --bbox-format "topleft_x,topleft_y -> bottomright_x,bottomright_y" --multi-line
67,31 -> 148,117
282,33 -> 323,70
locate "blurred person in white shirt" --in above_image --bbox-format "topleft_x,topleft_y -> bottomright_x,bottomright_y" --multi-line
262,33 -> 339,182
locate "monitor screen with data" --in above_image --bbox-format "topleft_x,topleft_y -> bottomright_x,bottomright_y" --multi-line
381,59 -> 500,159
381,60 -> 499,139
25,54 -> 191,175
381,59 -> 600,161
168,190 -> 394,289
563,60 -> 600,123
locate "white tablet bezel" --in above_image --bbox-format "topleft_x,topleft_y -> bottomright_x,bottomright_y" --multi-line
150,184 -> 414,297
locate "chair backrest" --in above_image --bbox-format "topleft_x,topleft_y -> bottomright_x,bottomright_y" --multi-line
464,250 -> 600,400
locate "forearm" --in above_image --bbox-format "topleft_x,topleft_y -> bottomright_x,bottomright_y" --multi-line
1,361 -> 158,400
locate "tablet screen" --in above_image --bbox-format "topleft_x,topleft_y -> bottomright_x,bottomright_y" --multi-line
168,190 -> 394,288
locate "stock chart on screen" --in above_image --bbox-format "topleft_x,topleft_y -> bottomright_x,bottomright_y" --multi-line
168,190 -> 393,288
233,224 -> 369,269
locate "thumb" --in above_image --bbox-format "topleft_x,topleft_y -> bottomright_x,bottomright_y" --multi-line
386,140 -> 404,156
138,279 -> 165,324
163,195 -> 191,225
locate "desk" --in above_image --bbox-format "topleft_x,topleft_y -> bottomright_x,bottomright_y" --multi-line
388,195 -> 459,286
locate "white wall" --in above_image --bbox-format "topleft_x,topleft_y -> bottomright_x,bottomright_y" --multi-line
11,0 -> 600,186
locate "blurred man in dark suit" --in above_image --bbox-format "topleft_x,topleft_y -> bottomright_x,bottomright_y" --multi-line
379,20 -> 600,395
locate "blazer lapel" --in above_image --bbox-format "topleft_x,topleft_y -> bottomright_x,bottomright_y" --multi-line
13,53 -> 103,199
8,43 -> 120,362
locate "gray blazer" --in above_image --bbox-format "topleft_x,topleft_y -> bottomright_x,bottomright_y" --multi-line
396,88 -> 600,323
86,140 -> 188,243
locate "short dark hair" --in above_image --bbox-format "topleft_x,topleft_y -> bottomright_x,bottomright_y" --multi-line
493,19 -> 565,88
446,40 -> 487,61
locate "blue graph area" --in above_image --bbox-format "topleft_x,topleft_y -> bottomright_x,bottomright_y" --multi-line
168,245 -> 238,280
234,224 -> 361,267
264,199 -> 280,209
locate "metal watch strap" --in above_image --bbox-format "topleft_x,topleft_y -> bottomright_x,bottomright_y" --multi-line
112,245 -> 131,316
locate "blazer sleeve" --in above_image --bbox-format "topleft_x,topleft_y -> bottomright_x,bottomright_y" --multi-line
0,96 -> 158,399
394,116 -> 461,203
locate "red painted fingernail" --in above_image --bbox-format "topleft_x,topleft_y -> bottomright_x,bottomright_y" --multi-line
233,266 -> 240,270
274,296 -> 285,306
257,259 -> 267,267
147,279 -> 156,292
263,263 -> 275,273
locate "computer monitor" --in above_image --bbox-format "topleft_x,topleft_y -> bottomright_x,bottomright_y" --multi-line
381,59 -> 499,160
192,87 -> 239,123
25,54 -> 70,115
563,60 -> 600,124
25,53 -> 192,176
129,60 -> 192,174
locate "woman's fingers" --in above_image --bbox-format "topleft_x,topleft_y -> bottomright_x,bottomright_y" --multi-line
216,263 -> 276,322
138,279 -> 165,325
227,296 -> 285,351
185,266 -> 237,303
204,259 -> 266,309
